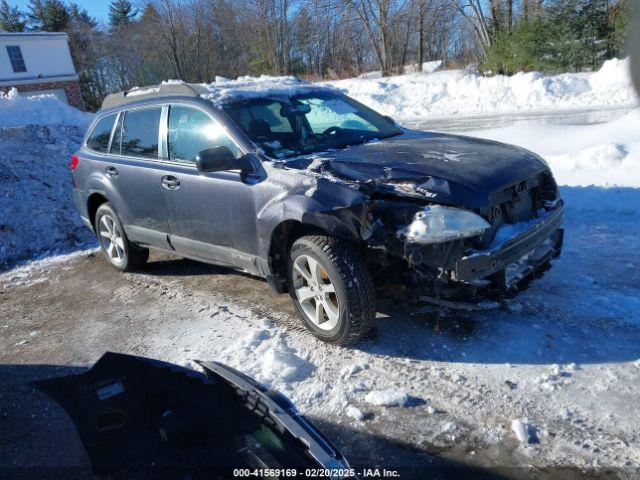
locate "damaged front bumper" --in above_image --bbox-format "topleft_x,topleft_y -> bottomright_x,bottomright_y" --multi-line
455,202 -> 564,287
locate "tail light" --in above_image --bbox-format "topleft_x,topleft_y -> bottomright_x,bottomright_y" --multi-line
70,154 -> 79,171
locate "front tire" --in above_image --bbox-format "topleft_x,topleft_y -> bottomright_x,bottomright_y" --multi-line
287,235 -> 376,344
95,203 -> 148,272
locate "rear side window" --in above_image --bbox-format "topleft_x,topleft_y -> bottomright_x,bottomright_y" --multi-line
110,113 -> 123,154
86,114 -> 116,153
121,107 -> 161,159
167,105 -> 240,164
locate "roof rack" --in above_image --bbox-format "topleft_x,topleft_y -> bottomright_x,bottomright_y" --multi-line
101,83 -> 209,110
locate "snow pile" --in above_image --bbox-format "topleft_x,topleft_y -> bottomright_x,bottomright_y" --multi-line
0,125 -> 96,267
511,419 -> 538,444
345,405 -> 365,421
511,419 -> 531,443
325,58 -> 637,119
202,75 -> 333,107
215,321 -> 314,388
364,388 -> 409,407
468,108 -> 640,188
0,88 -> 92,128
358,60 -> 442,79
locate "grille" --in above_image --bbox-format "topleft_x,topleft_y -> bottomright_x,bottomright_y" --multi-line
477,171 -> 556,249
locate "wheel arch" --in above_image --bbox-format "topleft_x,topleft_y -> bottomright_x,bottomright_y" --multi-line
267,215 -> 367,292
87,192 -> 109,232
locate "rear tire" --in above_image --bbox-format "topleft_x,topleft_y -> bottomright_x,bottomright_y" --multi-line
95,203 -> 148,272
287,235 -> 376,344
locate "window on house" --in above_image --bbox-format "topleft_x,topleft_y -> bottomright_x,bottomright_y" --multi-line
6,46 -> 26,73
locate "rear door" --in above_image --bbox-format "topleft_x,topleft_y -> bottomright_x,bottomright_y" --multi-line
156,103 -> 259,267
97,106 -> 169,248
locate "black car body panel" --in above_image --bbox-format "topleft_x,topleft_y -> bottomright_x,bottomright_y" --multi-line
36,352 -> 350,477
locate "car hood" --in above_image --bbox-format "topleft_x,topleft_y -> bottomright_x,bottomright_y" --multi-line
282,131 -> 549,208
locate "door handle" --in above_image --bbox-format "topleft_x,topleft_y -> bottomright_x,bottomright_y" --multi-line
105,166 -> 119,179
161,175 -> 181,190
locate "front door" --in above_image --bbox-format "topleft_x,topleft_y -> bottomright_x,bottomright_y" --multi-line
157,104 -> 258,268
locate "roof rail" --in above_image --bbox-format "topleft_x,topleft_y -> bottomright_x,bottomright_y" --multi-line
101,82 -> 209,110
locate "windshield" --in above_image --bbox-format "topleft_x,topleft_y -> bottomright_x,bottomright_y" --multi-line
222,91 -> 402,159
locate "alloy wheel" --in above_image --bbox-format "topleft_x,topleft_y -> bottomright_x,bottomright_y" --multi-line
292,254 -> 340,331
98,214 -> 125,266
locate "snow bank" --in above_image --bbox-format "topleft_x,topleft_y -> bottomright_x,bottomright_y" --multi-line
0,125 -> 96,267
0,87 -> 96,267
325,58 -> 637,119
0,88 -> 92,128
468,108 -> 640,188
358,60 -> 442,79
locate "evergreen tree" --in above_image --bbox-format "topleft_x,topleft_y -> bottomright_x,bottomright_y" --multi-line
0,0 -> 26,31
68,2 -> 96,27
109,0 -> 136,27
27,0 -> 69,31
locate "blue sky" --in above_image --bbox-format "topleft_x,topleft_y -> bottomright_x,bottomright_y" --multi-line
9,0 -> 111,23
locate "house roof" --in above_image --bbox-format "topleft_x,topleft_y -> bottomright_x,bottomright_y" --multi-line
0,32 -> 69,40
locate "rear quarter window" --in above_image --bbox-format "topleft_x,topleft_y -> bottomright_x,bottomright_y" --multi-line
86,114 -> 116,153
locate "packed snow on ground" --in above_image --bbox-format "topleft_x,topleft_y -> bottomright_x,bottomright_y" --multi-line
511,419 -> 534,444
364,389 -> 409,407
325,57 -> 637,119
0,91 -> 95,268
0,88 -> 92,129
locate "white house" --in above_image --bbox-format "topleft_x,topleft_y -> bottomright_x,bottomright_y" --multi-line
0,32 -> 84,109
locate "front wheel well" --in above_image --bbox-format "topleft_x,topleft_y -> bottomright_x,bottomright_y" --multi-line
87,193 -> 108,231
268,221 -> 328,285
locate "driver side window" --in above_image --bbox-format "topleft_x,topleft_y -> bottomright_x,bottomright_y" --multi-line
167,105 -> 240,164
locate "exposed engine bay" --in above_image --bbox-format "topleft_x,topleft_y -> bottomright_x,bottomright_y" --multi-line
350,168 -> 563,304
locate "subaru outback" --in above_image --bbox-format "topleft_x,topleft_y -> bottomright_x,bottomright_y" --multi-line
72,80 -> 564,344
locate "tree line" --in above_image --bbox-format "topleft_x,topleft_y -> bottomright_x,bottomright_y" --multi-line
0,0 -> 631,110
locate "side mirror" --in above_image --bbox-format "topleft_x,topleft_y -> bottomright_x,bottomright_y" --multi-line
196,147 -> 254,173
383,115 -> 396,125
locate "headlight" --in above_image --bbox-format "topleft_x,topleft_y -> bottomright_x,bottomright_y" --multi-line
403,205 -> 491,244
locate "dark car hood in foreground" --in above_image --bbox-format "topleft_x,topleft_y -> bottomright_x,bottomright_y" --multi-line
284,131 -> 549,208
35,352 -> 347,477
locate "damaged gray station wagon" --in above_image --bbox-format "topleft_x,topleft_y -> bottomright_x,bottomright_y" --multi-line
72,80 -> 564,344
